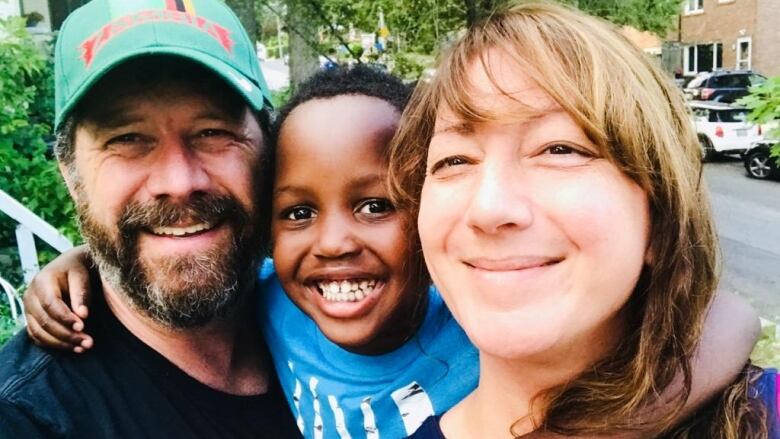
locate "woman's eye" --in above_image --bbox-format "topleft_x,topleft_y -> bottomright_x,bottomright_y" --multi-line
430,155 -> 470,175
547,144 -> 575,154
284,206 -> 316,221
543,143 -> 595,157
357,199 -> 394,216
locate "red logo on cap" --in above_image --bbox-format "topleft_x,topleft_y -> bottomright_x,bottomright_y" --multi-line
80,9 -> 234,67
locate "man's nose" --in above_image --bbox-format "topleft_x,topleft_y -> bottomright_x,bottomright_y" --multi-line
145,138 -> 211,200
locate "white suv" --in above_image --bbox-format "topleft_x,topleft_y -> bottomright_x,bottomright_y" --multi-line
689,101 -> 765,161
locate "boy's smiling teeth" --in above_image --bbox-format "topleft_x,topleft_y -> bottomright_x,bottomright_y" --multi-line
150,222 -> 215,237
315,279 -> 379,303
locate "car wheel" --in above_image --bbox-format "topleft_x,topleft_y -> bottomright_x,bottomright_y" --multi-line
699,137 -> 716,162
745,151 -> 773,179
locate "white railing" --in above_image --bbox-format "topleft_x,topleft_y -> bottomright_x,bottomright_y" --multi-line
1,188 -> 73,322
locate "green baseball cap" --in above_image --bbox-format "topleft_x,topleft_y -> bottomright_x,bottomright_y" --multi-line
54,0 -> 272,130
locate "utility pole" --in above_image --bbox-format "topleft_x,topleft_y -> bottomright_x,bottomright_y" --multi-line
276,14 -> 284,59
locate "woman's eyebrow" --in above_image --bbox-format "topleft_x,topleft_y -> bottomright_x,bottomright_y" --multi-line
433,121 -> 474,136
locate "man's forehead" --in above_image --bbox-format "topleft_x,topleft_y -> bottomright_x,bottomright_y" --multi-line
78,80 -> 246,130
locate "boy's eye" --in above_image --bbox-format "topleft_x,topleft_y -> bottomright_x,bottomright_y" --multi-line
285,206 -> 317,221
356,199 -> 394,216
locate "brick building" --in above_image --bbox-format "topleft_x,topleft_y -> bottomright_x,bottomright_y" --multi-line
666,0 -> 780,77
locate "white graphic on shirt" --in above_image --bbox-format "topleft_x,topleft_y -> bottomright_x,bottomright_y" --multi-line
327,395 -> 352,439
360,397 -> 379,439
390,382 -> 434,435
289,362 -> 304,434
310,377 -> 324,439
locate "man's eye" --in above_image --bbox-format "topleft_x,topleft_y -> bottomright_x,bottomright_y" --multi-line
429,155 -> 470,175
191,129 -> 238,150
284,206 -> 316,221
107,133 -> 145,146
357,199 -> 394,216
197,129 -> 235,139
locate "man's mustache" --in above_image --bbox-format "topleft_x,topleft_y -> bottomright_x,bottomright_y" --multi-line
118,194 -> 242,232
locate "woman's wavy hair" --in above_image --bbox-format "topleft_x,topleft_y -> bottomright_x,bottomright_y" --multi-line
388,1 -> 762,436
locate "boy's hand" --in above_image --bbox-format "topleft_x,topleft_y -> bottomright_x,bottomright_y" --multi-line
23,245 -> 95,353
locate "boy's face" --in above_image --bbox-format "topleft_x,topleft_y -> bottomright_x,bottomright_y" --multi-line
272,95 -> 427,354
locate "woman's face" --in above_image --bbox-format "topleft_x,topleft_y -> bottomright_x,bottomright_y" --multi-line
419,50 -> 651,360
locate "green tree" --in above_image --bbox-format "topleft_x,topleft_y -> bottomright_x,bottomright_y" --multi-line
0,18 -> 78,286
225,0 -> 259,46
738,76 -> 780,164
260,0 -> 682,85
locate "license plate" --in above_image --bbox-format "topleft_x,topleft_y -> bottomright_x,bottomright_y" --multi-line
735,129 -> 747,137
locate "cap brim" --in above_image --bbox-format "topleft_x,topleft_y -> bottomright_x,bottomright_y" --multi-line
55,46 -> 271,129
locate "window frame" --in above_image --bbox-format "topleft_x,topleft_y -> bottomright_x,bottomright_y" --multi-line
684,0 -> 705,15
736,36 -> 752,70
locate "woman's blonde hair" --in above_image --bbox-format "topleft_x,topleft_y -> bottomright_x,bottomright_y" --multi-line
389,1 -> 763,436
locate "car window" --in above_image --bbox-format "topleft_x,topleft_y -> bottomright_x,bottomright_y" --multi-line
716,109 -> 749,123
749,74 -> 767,86
687,75 -> 709,88
710,74 -> 750,88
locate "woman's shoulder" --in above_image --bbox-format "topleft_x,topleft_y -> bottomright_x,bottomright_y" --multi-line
407,416 -> 445,439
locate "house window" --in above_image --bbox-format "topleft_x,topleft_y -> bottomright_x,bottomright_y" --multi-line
48,0 -> 89,31
683,43 -> 722,75
736,37 -> 751,70
684,0 -> 704,14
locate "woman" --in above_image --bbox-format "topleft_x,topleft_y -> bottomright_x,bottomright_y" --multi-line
389,2 -> 777,437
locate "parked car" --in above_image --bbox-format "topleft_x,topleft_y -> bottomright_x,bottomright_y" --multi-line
683,70 -> 766,103
743,142 -> 780,180
689,101 -> 765,161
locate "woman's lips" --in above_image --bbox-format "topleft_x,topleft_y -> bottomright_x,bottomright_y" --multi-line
463,256 -> 563,271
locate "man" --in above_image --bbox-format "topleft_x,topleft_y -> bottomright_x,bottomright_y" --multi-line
0,1 -> 299,437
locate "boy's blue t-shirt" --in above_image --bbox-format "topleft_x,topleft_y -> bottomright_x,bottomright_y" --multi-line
258,260 -> 479,439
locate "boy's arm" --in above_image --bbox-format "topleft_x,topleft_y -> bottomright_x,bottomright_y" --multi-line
23,244 -> 94,352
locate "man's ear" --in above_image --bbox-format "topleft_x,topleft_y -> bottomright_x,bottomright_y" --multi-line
58,162 -> 79,204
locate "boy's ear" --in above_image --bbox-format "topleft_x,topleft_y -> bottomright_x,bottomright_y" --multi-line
58,162 -> 79,204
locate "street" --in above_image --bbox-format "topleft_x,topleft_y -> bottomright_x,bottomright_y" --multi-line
260,58 -> 290,91
705,158 -> 780,321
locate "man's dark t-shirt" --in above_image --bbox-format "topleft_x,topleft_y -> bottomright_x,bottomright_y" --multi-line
0,295 -> 301,438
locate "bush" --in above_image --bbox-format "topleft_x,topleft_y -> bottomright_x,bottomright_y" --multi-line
738,76 -> 780,164
1,18 -> 79,340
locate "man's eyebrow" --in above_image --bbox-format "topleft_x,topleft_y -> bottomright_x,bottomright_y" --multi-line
193,109 -> 236,122
88,108 -> 145,130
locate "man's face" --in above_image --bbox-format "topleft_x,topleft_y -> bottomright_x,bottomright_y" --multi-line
64,78 -> 266,328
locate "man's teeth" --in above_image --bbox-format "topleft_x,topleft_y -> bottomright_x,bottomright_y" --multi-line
316,279 -> 379,302
151,222 -> 214,237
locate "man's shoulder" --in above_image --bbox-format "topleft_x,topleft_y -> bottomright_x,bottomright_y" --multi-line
0,330 -> 81,435
0,330 -> 59,400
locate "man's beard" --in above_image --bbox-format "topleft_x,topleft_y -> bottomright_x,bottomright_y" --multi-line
76,191 -> 263,329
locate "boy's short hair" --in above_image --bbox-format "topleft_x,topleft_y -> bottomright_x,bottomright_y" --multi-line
272,65 -> 412,139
